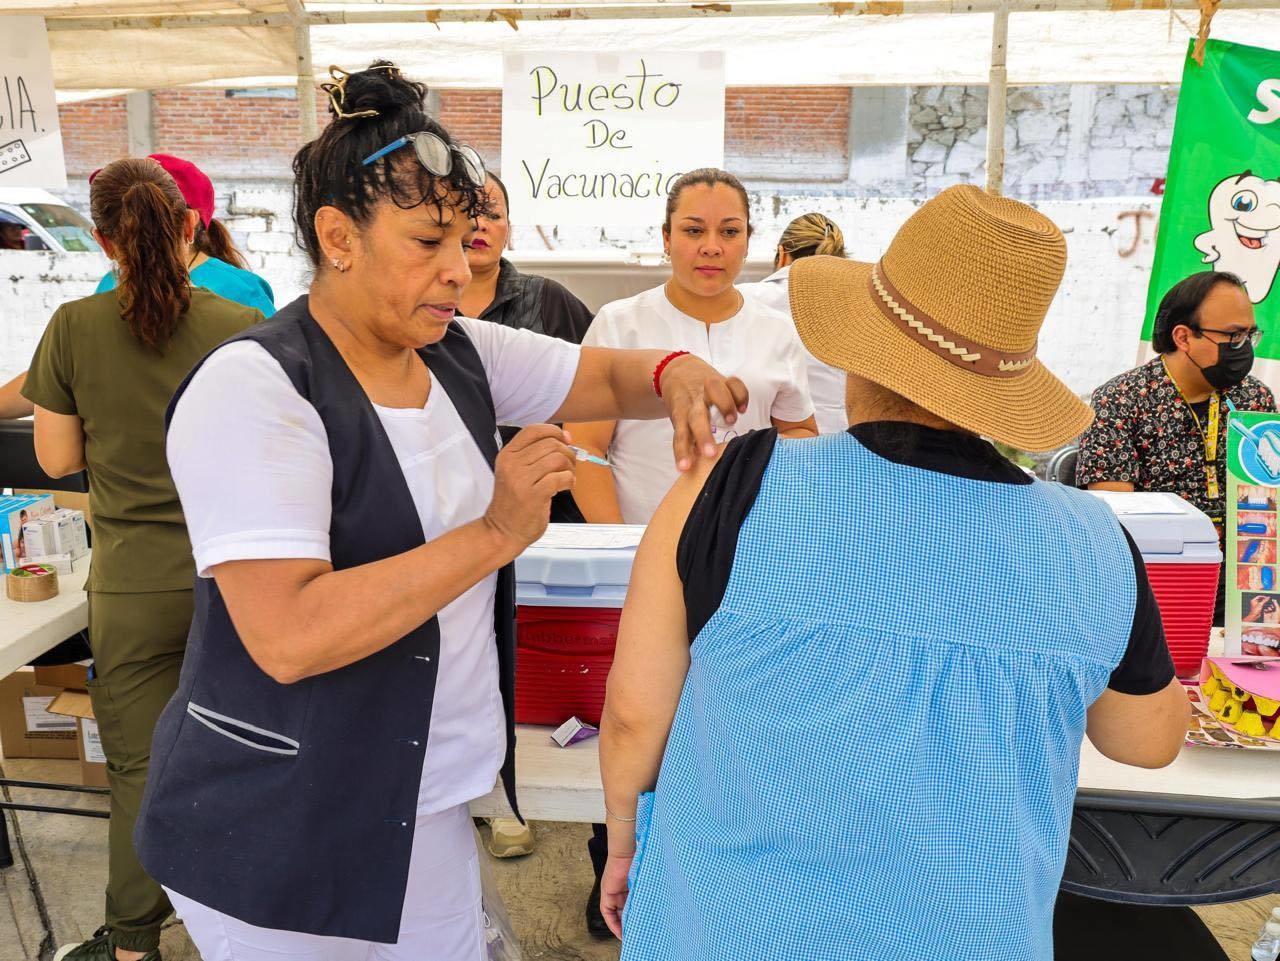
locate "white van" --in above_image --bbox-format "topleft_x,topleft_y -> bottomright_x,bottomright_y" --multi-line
0,188 -> 101,254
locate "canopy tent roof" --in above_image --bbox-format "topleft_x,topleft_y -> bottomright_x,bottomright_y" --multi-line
9,0 -> 1280,93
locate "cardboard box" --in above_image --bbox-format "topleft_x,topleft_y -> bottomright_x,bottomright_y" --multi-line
0,669 -> 80,759
32,661 -> 90,691
47,690 -> 108,788
1,493 -> 55,572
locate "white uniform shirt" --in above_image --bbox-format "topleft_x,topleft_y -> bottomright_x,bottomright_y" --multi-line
582,284 -> 813,525
167,317 -> 580,816
740,265 -> 850,435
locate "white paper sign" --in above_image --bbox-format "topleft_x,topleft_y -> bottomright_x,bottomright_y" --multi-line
502,52 -> 724,226
0,18 -> 67,188
22,696 -> 76,734
81,718 -> 106,764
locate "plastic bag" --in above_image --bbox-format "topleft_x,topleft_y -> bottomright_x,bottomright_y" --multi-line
474,826 -> 524,961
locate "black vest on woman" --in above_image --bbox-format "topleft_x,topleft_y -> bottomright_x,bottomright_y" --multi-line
135,297 -> 521,942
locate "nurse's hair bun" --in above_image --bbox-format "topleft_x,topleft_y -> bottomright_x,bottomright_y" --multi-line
322,60 -> 427,122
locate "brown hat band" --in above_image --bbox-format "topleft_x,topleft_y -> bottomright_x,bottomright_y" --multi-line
868,262 -> 1037,379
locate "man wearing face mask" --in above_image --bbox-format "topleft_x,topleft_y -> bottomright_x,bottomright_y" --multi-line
1077,270 -> 1275,623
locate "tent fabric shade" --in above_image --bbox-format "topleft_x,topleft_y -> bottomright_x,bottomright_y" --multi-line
10,0 -> 1280,93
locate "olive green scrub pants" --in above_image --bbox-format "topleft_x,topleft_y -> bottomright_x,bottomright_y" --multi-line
85,589 -> 191,954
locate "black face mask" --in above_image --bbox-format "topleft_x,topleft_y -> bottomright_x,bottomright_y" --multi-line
1192,339 -> 1254,390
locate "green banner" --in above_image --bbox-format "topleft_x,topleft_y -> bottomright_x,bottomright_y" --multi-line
1146,39 -> 1280,355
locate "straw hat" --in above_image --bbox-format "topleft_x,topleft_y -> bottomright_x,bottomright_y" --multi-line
789,185 -> 1093,452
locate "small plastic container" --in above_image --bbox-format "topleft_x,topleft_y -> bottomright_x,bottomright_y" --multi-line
1087,491 -> 1223,677
513,526 -> 642,726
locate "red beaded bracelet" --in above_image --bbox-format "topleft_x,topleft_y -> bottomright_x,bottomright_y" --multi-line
652,350 -> 691,398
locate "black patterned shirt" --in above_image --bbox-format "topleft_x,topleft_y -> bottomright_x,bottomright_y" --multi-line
1075,357 -> 1276,522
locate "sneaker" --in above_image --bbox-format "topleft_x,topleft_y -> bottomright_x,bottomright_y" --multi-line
53,926 -> 160,961
486,817 -> 535,858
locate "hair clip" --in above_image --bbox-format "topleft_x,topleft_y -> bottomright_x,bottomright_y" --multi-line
321,63 -> 400,121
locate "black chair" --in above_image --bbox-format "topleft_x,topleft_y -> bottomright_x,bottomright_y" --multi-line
0,420 -> 88,493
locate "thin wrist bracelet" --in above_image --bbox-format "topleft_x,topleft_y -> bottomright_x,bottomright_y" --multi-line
605,805 -> 637,823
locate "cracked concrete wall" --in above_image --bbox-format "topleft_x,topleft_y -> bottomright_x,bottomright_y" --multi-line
906,84 -> 1176,201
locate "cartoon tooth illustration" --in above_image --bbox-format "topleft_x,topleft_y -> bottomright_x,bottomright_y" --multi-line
1195,171 -> 1280,303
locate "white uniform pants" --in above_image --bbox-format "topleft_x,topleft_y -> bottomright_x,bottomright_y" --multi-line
165,804 -> 485,961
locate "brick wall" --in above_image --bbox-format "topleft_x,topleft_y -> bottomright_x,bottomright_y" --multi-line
437,90 -> 503,165
727,86 -> 851,180
726,86 -> 851,159
57,90 -> 327,179
57,98 -> 128,175
149,89 -> 324,179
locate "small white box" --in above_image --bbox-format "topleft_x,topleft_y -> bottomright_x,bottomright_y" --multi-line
50,509 -> 88,558
21,518 -> 55,559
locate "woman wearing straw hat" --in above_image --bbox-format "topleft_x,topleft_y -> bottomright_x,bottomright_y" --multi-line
597,185 -> 1191,960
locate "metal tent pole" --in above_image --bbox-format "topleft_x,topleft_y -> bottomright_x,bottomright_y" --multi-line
986,3 -> 1010,194
288,0 -> 319,143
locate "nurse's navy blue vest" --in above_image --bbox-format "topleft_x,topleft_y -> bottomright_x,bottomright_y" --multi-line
135,296 -> 522,942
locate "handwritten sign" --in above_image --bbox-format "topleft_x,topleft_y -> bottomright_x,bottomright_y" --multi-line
0,18 -> 67,189
502,52 -> 724,226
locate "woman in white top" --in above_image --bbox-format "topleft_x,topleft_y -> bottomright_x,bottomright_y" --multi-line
134,62 -> 750,961
740,212 -> 850,434
568,168 -> 818,526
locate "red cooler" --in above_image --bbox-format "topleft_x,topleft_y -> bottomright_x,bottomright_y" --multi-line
513,525 -> 643,726
1087,491 -> 1222,677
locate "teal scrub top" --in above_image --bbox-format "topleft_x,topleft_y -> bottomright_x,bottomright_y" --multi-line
97,257 -> 276,318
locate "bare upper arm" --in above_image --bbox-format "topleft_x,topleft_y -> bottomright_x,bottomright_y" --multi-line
553,346 -> 621,424
210,557 -> 332,680
604,456 -> 719,729
31,406 -> 86,477
1086,678 -> 1190,769
564,417 -> 616,453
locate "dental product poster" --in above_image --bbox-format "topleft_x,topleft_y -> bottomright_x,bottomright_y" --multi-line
1227,409 -> 1280,656
502,52 -> 724,226
1146,39 -> 1280,360
0,18 -> 67,188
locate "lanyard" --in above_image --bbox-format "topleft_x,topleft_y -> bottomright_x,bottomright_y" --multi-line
1164,358 -> 1222,503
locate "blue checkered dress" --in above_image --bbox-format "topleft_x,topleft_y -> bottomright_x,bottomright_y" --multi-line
620,431 -> 1136,961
